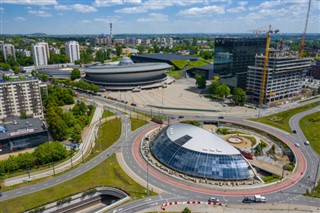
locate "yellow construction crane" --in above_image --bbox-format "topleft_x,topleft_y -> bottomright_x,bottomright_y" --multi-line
300,0 -> 312,58
259,25 -> 279,105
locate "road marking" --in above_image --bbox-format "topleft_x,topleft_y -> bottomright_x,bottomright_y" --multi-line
16,191 -> 22,194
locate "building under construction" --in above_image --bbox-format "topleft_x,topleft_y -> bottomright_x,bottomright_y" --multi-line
0,79 -> 44,120
247,50 -> 311,104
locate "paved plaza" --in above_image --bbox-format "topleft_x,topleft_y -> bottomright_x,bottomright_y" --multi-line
103,79 -> 257,117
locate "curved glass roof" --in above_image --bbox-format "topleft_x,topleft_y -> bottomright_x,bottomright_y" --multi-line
118,57 -> 134,66
150,124 -> 250,180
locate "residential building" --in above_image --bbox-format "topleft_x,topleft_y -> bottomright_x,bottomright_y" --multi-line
307,60 -> 320,80
65,41 -> 80,63
50,47 -> 60,55
2,44 -> 16,61
0,79 -> 44,119
213,37 -> 266,89
37,42 -> 50,59
32,44 -> 48,66
0,118 -> 48,153
16,49 -> 31,57
166,37 -> 173,46
113,39 -> 126,45
247,50 -> 311,104
91,37 -> 112,46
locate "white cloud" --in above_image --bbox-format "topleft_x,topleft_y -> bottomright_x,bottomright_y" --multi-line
15,16 -> 26,21
115,6 -> 147,13
238,1 -> 248,6
80,20 -> 92,23
28,10 -> 51,17
54,4 -> 97,13
137,13 -> 168,22
249,0 -> 284,11
178,5 -> 225,16
227,6 -> 246,13
2,0 -> 57,5
94,16 -> 120,23
94,0 -> 141,7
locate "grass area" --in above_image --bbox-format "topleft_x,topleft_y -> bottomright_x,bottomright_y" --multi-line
262,175 -> 282,183
299,111 -> 320,155
170,59 -> 188,70
167,70 -> 184,80
93,118 -> 121,154
130,117 -> 148,131
250,101 -> 320,132
185,59 -> 209,70
242,136 -> 257,146
0,154 -> 156,213
305,180 -> 320,198
180,120 -> 201,126
203,94 -> 223,101
88,106 -> 96,124
102,109 -> 115,118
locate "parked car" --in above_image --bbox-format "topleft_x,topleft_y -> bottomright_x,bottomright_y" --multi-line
208,197 -> 219,202
178,115 -> 184,119
295,143 -> 300,147
242,197 -> 252,203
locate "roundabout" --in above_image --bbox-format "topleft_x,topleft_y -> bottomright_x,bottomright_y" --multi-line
129,119 -> 307,196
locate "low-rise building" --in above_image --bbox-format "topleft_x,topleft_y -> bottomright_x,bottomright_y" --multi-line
0,118 -> 48,153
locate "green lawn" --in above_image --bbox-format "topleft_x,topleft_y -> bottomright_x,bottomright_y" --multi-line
170,59 -> 188,70
299,111 -> 320,155
250,102 -> 320,132
130,117 -> 148,131
262,175 -> 282,183
167,70 -> 184,80
102,109 -> 114,118
185,59 -> 209,70
0,154 -> 156,213
242,136 -> 257,146
93,118 -> 121,154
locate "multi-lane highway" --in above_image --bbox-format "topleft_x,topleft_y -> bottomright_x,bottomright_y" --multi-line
1,95 -> 319,213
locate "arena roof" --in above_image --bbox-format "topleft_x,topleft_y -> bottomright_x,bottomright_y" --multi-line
132,53 -> 198,61
166,123 -> 239,155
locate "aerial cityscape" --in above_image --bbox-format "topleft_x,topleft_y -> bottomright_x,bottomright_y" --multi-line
0,0 -> 319,213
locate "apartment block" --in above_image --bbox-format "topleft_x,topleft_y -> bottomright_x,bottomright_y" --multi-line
247,50 -> 311,104
32,44 -> 48,66
65,41 -> 80,63
0,80 -> 44,119
2,44 -> 16,61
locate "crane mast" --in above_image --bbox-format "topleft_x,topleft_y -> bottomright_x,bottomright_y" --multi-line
300,0 -> 312,58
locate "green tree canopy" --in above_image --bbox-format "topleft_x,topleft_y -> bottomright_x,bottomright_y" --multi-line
71,68 -> 81,80
116,46 -> 122,56
195,74 -> 206,89
216,84 -> 231,99
95,50 -> 105,63
209,81 -> 219,95
33,141 -> 68,165
232,87 -> 246,105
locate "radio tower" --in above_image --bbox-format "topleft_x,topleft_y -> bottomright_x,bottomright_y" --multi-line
110,22 -> 113,38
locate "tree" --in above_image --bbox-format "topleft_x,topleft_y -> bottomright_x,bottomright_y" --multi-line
195,74 -> 206,89
318,86 -> 320,94
182,207 -> 192,213
116,46 -> 122,56
153,44 -> 160,53
216,84 -> 231,99
232,87 -> 246,105
71,68 -> 81,80
20,109 -> 28,119
33,141 -> 68,165
95,50 -> 105,63
136,45 -> 146,54
209,81 -> 219,95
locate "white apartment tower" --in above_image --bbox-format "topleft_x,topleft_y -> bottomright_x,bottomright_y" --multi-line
0,80 -> 43,119
65,41 -> 80,63
32,44 -> 48,66
37,42 -> 50,59
2,44 -> 16,61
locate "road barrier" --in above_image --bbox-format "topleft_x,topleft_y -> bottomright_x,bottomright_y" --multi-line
161,200 -> 222,210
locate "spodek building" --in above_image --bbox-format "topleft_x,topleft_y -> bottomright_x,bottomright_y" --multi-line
150,123 -> 250,180
84,57 -> 171,89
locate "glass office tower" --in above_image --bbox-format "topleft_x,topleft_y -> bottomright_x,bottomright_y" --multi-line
213,37 -> 266,89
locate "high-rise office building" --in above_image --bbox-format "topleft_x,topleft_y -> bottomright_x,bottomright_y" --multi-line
213,37 -> 266,88
65,41 -> 80,63
247,50 -> 311,104
37,42 -> 50,59
0,79 -> 43,119
2,44 -> 16,61
32,44 -> 48,66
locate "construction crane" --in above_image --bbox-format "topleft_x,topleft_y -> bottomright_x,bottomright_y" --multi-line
300,0 -> 312,58
259,25 -> 279,105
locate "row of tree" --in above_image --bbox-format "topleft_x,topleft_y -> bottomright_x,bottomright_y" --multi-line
0,142 -> 69,176
52,78 -> 99,93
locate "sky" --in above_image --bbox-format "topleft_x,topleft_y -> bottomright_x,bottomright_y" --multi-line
0,0 -> 319,34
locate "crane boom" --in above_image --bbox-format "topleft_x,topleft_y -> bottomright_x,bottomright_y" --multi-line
259,28 -> 272,105
300,0 -> 312,58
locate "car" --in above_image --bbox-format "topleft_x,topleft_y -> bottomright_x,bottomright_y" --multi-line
292,130 -> 297,134
295,143 -> 300,147
304,141 -> 310,145
218,116 -> 224,119
178,115 -> 184,119
208,197 -> 219,202
242,197 -> 252,203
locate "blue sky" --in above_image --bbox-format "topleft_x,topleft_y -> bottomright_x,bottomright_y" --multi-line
0,0 -> 319,34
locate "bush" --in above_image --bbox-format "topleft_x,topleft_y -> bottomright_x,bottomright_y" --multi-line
82,188 -> 97,197
56,197 -> 72,206
283,163 -> 295,172
216,128 -> 230,135
180,120 -> 201,126
28,206 -> 46,213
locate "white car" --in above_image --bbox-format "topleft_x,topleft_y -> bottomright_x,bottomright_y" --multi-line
208,197 -> 219,202
304,141 -> 310,145
295,143 -> 300,147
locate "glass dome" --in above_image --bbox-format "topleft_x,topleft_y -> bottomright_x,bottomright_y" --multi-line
150,123 -> 250,180
118,57 -> 134,66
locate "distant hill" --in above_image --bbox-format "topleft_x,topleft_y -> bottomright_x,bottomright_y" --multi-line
29,33 -> 47,36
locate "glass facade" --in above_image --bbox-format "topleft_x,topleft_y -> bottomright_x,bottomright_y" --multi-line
150,129 -> 250,180
214,38 -> 266,89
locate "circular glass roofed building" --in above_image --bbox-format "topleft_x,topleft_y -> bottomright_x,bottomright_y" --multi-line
150,123 -> 250,180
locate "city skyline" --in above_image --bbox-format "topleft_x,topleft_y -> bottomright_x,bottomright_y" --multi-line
0,0 -> 319,35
